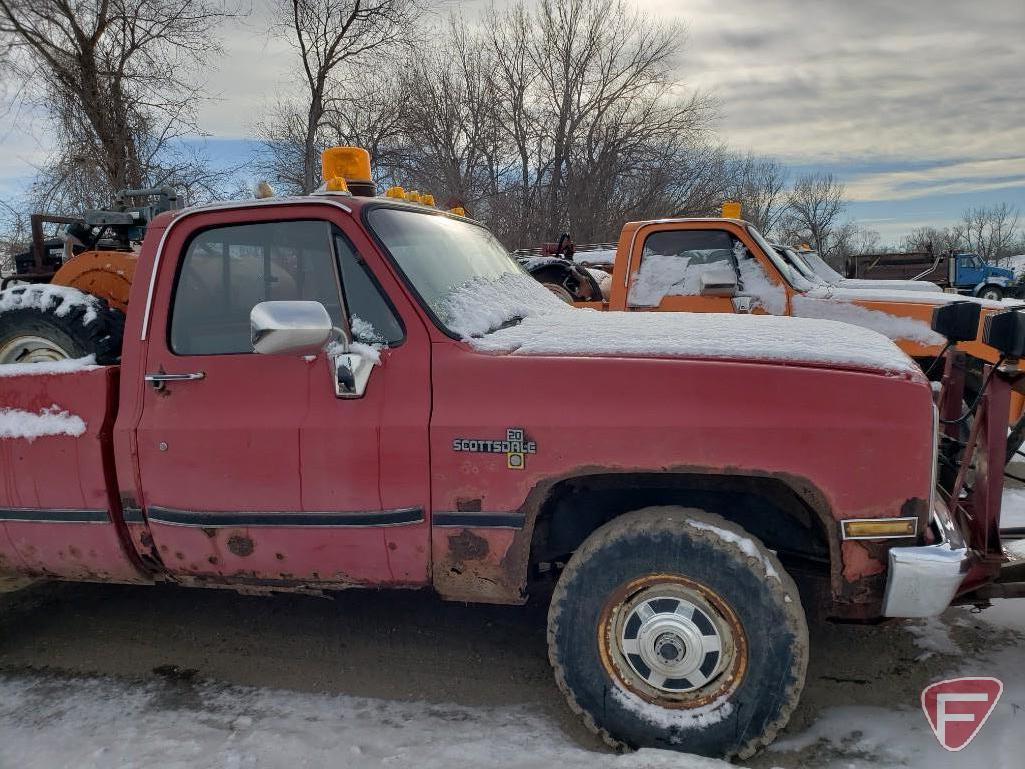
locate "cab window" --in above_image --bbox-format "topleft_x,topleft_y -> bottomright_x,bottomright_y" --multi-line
170,220 -> 342,355
333,233 -> 404,346
629,229 -> 737,307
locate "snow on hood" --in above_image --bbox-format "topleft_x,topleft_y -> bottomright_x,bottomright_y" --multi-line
445,274 -> 919,376
808,284 -> 1007,309
838,278 -> 942,293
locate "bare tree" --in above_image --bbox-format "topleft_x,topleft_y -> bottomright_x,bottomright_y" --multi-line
962,203 -> 1020,263
830,221 -> 881,265
726,155 -> 788,235
779,172 -> 847,257
269,0 -> 421,194
0,0 -> 239,211
901,225 -> 966,255
322,66 -> 408,188
394,20 -> 511,213
0,199 -> 29,275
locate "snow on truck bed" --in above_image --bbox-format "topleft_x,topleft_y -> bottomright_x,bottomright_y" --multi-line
444,274 -> 920,377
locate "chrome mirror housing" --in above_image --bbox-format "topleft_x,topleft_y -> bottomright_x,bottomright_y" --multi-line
333,351 -> 375,398
250,301 -> 333,355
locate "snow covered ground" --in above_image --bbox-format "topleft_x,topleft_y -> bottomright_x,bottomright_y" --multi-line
0,598 -> 1020,769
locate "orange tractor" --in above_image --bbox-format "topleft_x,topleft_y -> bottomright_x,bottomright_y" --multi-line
1,189 -> 181,365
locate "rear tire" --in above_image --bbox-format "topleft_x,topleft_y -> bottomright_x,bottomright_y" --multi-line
0,285 -> 125,365
547,506 -> 807,759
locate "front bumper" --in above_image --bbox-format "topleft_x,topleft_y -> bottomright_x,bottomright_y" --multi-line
882,500 -> 970,618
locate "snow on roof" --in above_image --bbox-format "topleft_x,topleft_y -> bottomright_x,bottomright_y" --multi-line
447,274 -> 919,376
0,404 -> 87,441
0,356 -> 98,377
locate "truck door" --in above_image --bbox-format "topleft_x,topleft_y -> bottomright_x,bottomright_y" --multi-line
955,254 -> 985,288
133,207 -> 430,587
623,224 -> 788,315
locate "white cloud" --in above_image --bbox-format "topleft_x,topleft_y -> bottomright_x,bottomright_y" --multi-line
845,157 -> 1025,201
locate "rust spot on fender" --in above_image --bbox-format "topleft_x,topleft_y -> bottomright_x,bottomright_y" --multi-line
449,530 -> 489,561
841,541 -> 886,582
201,528 -> 217,539
227,535 -> 254,557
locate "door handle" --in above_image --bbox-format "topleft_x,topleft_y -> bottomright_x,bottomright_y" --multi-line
145,372 -> 205,391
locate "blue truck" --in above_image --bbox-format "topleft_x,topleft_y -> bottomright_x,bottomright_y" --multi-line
846,249 -> 1022,300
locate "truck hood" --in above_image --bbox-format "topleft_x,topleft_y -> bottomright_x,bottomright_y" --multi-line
805,284 -> 1009,310
837,278 -> 942,293
450,275 -> 920,377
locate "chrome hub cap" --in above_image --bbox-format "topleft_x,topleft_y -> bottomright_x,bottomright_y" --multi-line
0,335 -> 73,364
619,594 -> 727,693
599,576 -> 747,705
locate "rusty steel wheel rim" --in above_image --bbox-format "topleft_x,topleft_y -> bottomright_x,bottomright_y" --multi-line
0,334 -> 73,364
542,282 -> 575,304
598,574 -> 748,708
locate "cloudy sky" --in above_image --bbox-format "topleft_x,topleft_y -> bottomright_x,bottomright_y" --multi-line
1,0 -> 1022,243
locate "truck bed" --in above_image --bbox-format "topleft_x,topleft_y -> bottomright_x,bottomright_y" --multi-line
846,251 -> 946,283
0,364 -> 144,582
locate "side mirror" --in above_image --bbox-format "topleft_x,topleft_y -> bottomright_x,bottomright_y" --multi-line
333,351 -> 375,398
250,301 -> 332,355
931,301 -> 981,343
699,264 -> 739,297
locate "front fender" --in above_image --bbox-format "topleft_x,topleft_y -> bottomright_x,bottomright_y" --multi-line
428,343 -> 935,608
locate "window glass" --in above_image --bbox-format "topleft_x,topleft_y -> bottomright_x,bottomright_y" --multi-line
629,229 -> 737,306
746,226 -> 812,290
333,233 -> 404,346
366,207 -> 524,332
171,220 -> 342,355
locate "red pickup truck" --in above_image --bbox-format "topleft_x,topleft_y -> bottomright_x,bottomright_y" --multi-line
0,161 -> 1018,758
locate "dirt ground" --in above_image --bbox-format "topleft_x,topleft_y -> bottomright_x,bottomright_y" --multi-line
0,576 -> 1017,766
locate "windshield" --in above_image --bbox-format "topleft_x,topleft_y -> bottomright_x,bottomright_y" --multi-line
745,226 -> 813,291
777,245 -> 821,284
367,206 -> 540,334
800,249 -> 845,283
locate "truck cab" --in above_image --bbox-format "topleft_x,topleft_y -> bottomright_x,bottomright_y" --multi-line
953,253 -> 1016,300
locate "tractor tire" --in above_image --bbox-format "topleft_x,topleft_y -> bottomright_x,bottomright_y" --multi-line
977,285 -> 1003,301
529,265 -> 598,303
547,506 -> 807,760
0,285 -> 125,365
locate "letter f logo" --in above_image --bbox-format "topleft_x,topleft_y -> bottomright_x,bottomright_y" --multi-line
922,677 -> 1003,751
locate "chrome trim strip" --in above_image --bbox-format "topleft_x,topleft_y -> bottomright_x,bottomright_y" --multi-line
432,512 -> 526,529
840,516 -> 919,541
140,197 -> 354,341
0,507 -> 110,524
146,505 -> 423,528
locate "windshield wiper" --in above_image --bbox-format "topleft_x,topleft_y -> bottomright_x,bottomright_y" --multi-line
485,315 -> 525,335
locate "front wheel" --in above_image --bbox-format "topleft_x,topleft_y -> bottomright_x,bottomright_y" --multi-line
547,506 -> 807,759
977,285 -> 1003,301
